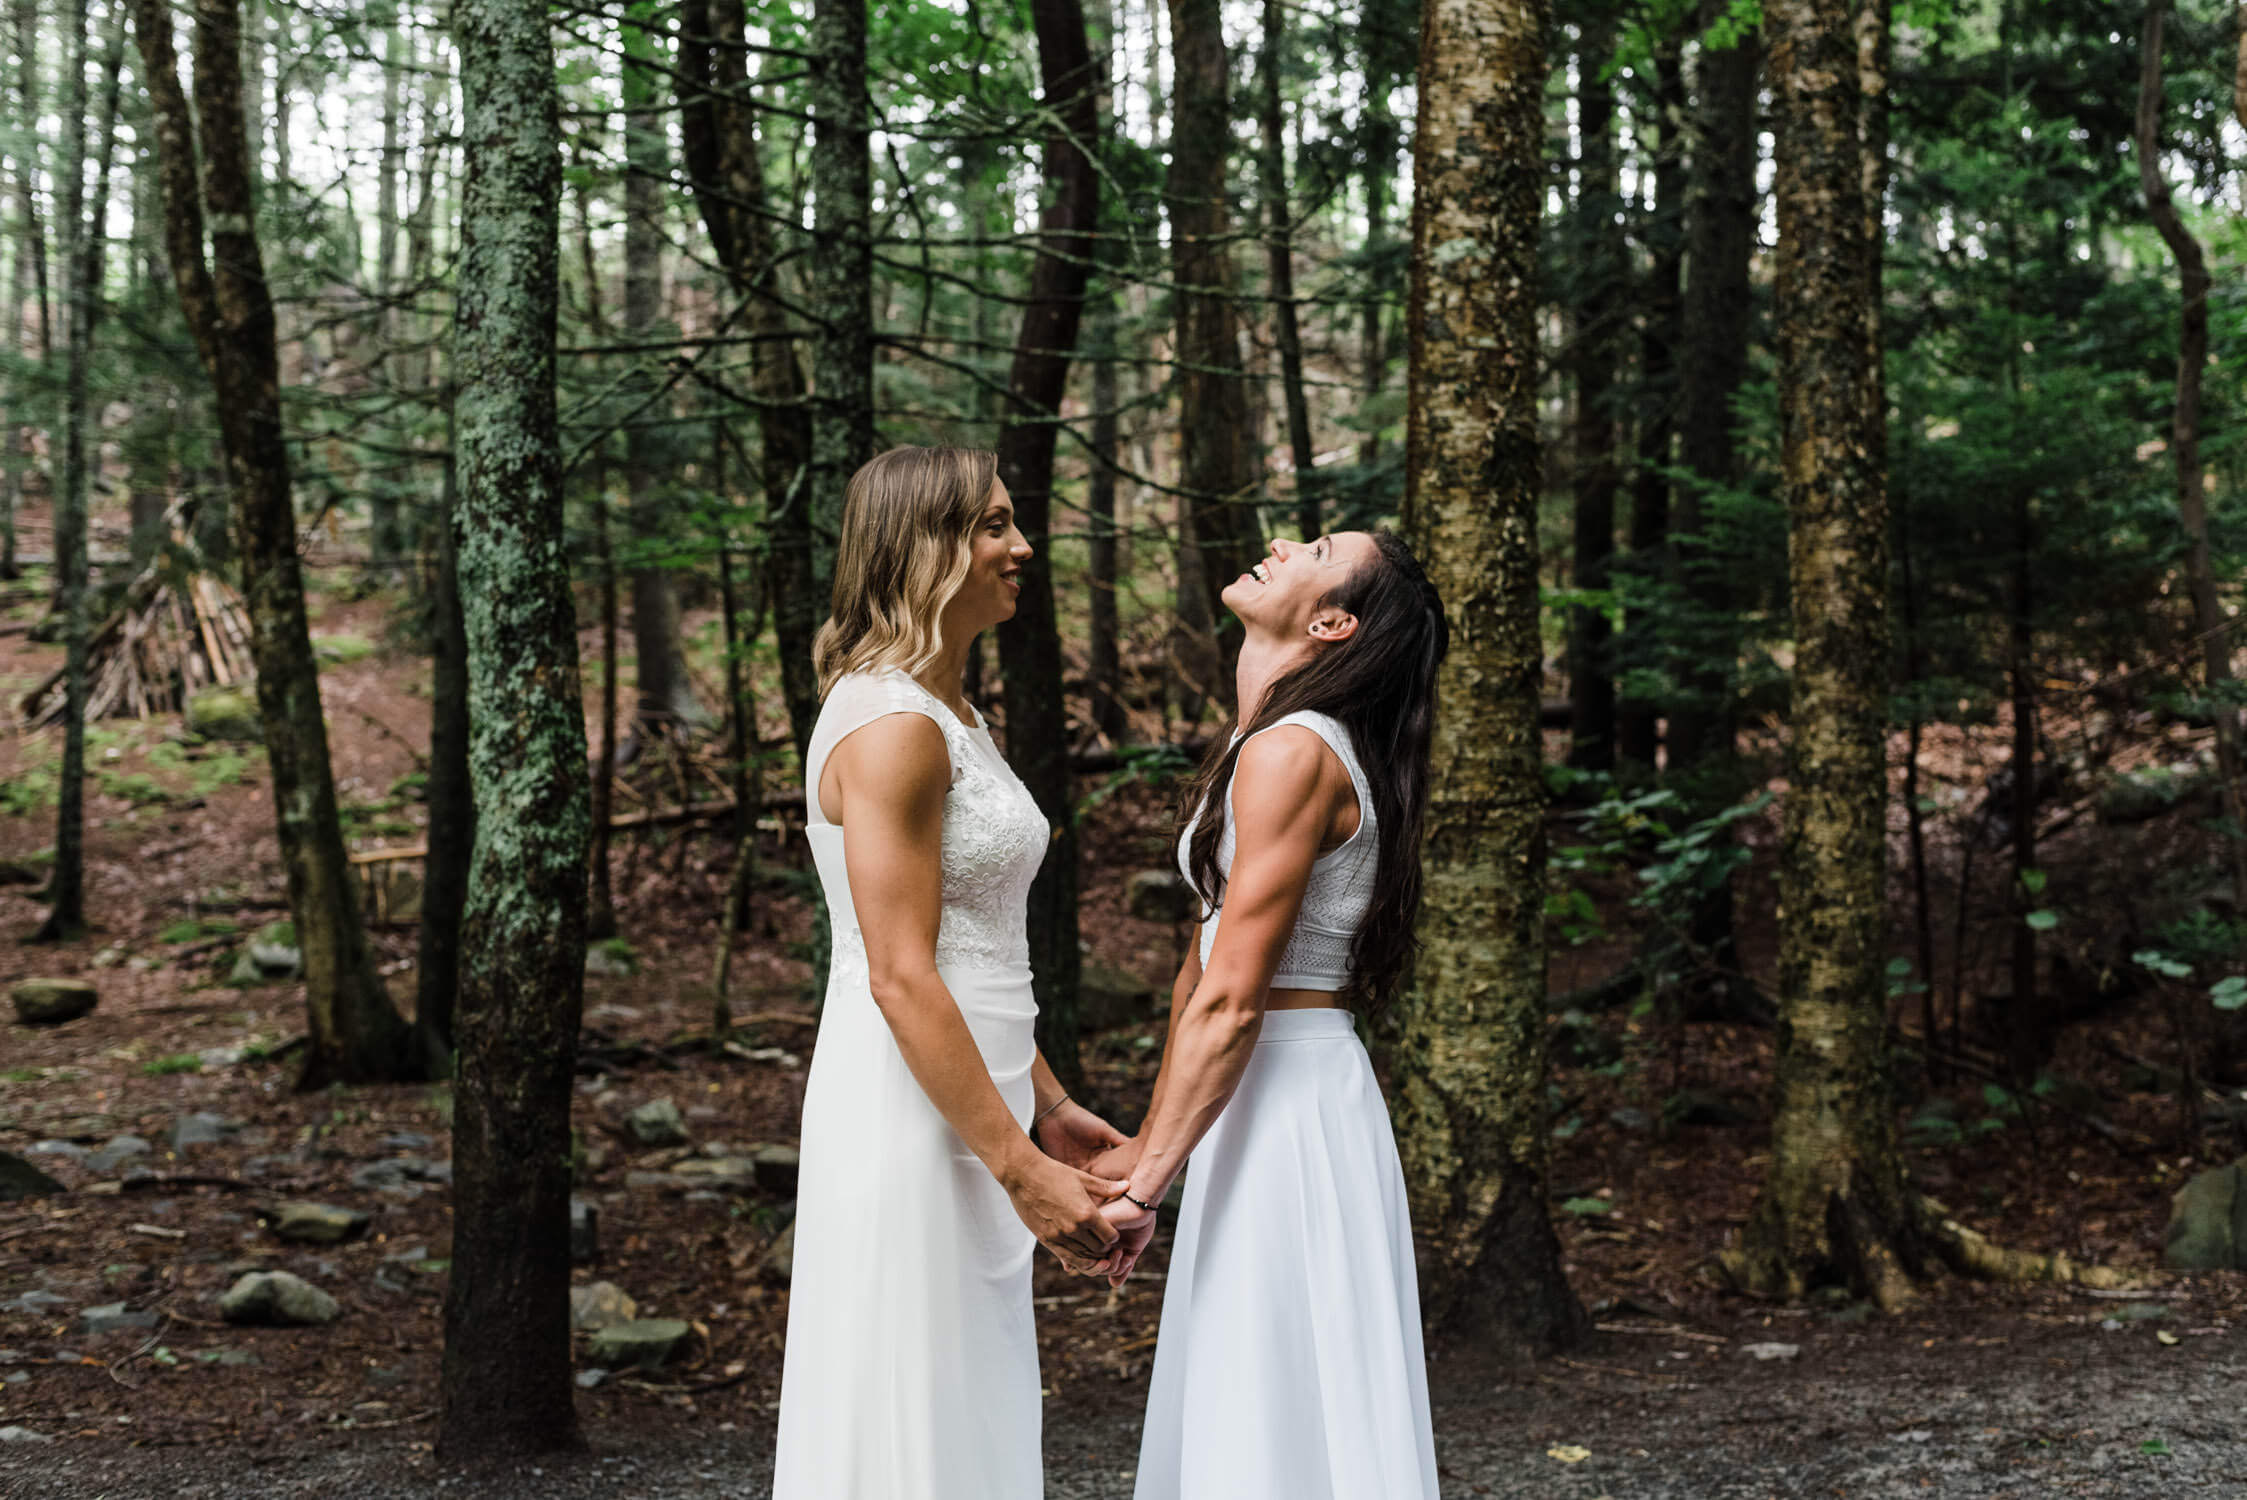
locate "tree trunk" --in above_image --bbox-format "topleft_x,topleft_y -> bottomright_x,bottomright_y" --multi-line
680,0 -> 818,761
415,406 -> 472,1058
622,1 -> 694,738
1394,0 -> 1586,1353
1258,0 -> 1319,543
368,15 -> 404,570
1358,85 -> 1395,474
1166,0 -> 1261,697
1,0 -> 45,582
1617,40 -> 1684,771
36,0 -> 101,943
2138,0 -> 2247,914
439,0 -> 586,1459
996,0 -> 1099,1093
587,460 -> 619,941
1566,16 -> 1620,774
1720,0 -> 1924,1311
809,0 -> 873,599
1086,14 -> 1126,759
131,0 -> 418,1086
1670,0 -> 1759,771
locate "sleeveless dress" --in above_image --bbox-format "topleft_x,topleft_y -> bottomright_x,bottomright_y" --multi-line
1133,710 -> 1440,1500
772,668 -> 1053,1500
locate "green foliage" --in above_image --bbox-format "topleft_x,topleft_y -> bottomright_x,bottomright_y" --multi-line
142,1053 -> 204,1077
1078,743 -> 1194,818
1546,775 -> 1770,950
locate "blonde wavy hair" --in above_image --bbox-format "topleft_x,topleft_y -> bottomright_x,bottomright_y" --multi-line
812,446 -> 1000,697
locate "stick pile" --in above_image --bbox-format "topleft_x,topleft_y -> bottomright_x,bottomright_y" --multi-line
18,567 -> 257,728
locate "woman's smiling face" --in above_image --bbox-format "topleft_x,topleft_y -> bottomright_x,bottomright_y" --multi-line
947,478 -> 1034,635
1220,531 -> 1378,642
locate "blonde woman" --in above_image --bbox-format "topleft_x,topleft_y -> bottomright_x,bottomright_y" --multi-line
772,447 -> 1130,1499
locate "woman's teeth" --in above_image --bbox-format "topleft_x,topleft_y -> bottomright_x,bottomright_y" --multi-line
1251,562 -> 1270,584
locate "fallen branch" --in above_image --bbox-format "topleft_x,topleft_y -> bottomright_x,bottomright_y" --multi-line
1914,1194 -> 2137,1290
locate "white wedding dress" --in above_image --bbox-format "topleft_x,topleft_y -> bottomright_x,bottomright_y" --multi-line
772,668 -> 1053,1500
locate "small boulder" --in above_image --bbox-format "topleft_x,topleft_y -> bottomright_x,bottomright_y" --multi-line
570,1197 -> 599,1262
264,1201 -> 370,1245
169,1112 -> 239,1152
86,1136 -> 151,1175
1126,869 -> 1197,924
1078,964 -> 1158,1033
0,1426 -> 54,1444
2164,1161 -> 2247,1271
585,1318 -> 690,1371
350,1156 -> 450,1193
759,1221 -> 796,1286
569,1281 -> 638,1332
0,1151 -> 66,1203
219,1270 -> 340,1327
186,686 -> 262,743
584,942 -> 637,979
11,978 -> 98,1027
76,1303 -> 159,1337
752,1144 -> 801,1197
671,1158 -> 756,1191
626,1097 -> 688,1148
1741,1342 -> 1801,1362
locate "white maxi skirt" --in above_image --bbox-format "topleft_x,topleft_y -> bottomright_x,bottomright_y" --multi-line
772,964 -> 1041,1500
1133,1006 -> 1438,1500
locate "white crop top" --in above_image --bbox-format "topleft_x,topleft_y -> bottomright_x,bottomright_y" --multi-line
1174,710 -> 1377,992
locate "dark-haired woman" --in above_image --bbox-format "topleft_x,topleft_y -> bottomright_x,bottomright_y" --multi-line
1092,529 -> 1449,1500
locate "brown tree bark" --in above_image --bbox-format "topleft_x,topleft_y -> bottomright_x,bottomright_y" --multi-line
679,0 -> 819,762
1258,0 -> 1319,543
131,0 -> 418,1085
1618,40 -> 1685,772
1167,0 -> 1262,698
996,0 -> 1100,1089
439,0 -> 587,1458
2139,0 -> 2246,915
1393,0 -> 1586,1353
1720,0 -> 1923,1310
415,409 -> 472,1057
809,0 -> 873,598
1566,14 -> 1621,774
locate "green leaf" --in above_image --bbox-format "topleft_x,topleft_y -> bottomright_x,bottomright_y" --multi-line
2211,976 -> 2247,1012
2134,949 -> 2195,981
1560,1196 -> 1613,1216
2025,909 -> 2060,931
2019,868 -> 2048,897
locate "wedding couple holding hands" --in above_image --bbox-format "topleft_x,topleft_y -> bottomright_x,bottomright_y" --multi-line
772,445 -> 1449,1500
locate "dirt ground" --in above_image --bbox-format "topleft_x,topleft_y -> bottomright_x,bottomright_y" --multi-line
5,553 -> 2246,1499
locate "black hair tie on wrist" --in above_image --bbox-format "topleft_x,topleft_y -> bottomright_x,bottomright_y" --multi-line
1120,1188 -> 1157,1213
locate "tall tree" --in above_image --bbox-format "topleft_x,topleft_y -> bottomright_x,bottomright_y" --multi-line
1618,38 -> 1685,771
439,0 -> 588,1458
130,0 -> 419,1085
1394,0 -> 1586,1352
996,0 -> 1100,1090
1566,10 -> 1622,773
678,0 -> 818,761
415,412 -> 472,1056
809,0 -> 872,588
2137,0 -> 2246,913
621,1 -> 695,736
1166,0 -> 1262,696
1719,0 -> 1921,1309
1258,0 -> 1319,543
1,0 -> 49,582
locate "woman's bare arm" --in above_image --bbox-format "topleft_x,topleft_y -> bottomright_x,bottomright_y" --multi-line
833,712 -> 1122,1268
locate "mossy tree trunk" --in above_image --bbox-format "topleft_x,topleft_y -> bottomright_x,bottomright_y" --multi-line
131,0 -> 417,1086
994,0 -> 1098,1090
438,0 -> 588,1458
1166,0 -> 1262,698
415,411 -> 472,1057
1719,0 -> 1926,1312
1258,0 -> 1319,544
1393,0 -> 1587,1354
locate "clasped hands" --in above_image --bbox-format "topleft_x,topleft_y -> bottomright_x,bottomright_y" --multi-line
1016,1098 -> 1160,1287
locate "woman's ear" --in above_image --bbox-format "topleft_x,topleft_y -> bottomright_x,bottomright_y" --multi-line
1306,607 -> 1359,643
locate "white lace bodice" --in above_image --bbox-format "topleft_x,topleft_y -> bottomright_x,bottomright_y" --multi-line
1177,710 -> 1377,992
805,669 -> 1050,980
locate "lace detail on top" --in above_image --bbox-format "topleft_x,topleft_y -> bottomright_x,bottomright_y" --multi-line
806,670 -> 1051,979
1176,711 -> 1377,992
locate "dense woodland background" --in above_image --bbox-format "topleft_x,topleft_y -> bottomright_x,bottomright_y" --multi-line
2,0 -> 2247,1476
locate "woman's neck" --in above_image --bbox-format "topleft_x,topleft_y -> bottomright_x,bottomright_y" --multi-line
1232,633 -> 1298,724
913,627 -> 978,718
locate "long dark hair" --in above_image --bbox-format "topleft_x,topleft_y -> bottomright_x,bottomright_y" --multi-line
1179,529 -> 1449,1016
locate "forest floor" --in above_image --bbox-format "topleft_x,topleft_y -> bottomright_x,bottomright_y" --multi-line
3,553 -> 2245,1497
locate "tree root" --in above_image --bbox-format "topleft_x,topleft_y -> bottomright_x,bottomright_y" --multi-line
1912,1194 -> 2137,1290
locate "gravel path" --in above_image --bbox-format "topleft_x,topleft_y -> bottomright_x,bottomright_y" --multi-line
5,1318 -> 2240,1499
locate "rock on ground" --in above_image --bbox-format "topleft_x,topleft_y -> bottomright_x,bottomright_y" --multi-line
11,978 -> 98,1026
626,1098 -> 688,1148
219,1271 -> 341,1327
0,1150 -> 67,1202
